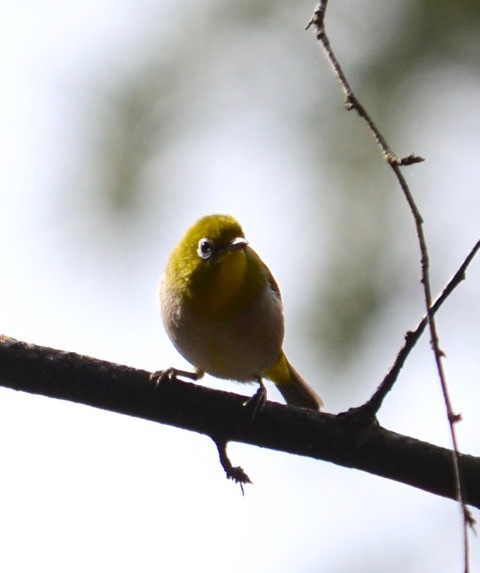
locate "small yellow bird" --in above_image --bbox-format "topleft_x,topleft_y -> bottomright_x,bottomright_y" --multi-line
159,214 -> 323,410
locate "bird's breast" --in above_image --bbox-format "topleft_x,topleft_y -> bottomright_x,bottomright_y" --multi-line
160,250 -> 285,381
189,248 -> 264,319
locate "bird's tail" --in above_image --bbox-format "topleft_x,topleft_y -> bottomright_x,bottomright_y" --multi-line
263,353 -> 323,410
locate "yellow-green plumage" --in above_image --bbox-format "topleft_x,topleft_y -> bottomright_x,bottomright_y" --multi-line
160,214 -> 322,410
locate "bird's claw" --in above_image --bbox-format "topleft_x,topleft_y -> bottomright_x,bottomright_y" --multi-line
243,378 -> 267,421
150,367 -> 200,390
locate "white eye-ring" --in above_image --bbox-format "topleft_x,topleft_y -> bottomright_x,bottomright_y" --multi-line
197,238 -> 214,260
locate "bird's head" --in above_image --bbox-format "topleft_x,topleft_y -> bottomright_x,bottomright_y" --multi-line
165,214 -> 249,296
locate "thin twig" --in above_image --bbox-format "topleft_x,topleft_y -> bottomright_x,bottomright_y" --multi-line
307,3 -> 473,569
363,240 -> 480,415
214,439 -> 252,495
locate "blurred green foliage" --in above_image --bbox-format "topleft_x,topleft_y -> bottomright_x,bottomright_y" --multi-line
70,0 -> 480,372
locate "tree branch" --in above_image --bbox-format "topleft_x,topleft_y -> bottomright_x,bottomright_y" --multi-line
307,3 -> 476,564
361,240 -> 480,415
1,335 -> 480,507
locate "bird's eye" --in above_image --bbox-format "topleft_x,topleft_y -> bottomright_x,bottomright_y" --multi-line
197,238 -> 214,260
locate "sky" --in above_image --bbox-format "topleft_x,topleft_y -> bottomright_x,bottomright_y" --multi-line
1,1 -> 480,572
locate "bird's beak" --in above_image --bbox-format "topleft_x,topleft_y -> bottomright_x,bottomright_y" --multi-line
222,237 -> 248,253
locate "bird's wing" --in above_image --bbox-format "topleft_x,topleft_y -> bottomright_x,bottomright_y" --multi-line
263,262 -> 282,302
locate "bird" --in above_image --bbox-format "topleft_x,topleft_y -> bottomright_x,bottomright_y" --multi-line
159,214 -> 323,411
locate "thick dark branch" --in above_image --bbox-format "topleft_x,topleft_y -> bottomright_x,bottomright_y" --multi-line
1,335 -> 480,507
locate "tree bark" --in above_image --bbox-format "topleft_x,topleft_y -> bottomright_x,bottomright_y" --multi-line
1,335 -> 479,507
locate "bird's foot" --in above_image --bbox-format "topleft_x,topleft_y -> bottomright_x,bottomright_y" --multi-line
243,378 -> 267,420
150,367 -> 202,389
